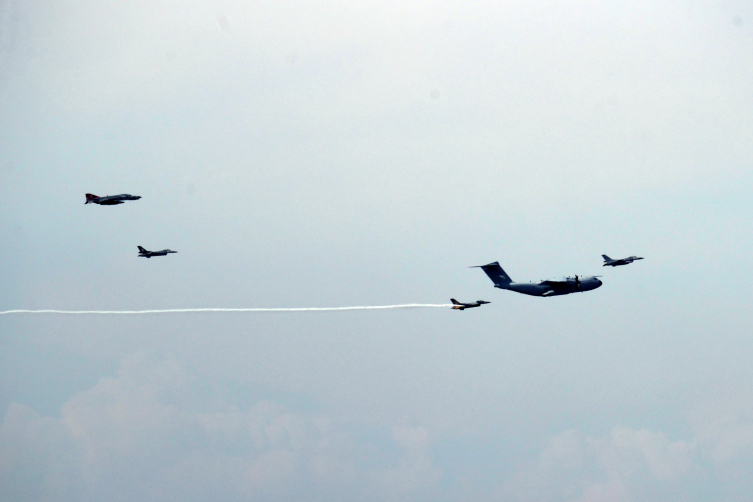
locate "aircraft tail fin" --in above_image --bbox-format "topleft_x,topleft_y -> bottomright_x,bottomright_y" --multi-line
602,255 -> 613,262
450,299 -> 461,305
138,246 -> 147,253
472,261 -> 513,286
85,193 -> 98,204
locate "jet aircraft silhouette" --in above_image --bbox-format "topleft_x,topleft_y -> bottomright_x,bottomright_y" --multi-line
85,193 -> 141,205
450,299 -> 490,310
473,261 -> 601,297
138,246 -> 177,258
602,255 -> 644,267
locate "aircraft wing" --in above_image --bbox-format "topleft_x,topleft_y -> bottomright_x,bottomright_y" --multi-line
541,279 -> 569,288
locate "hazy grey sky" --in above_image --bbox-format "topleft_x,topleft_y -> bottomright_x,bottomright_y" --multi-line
1,0 -> 753,500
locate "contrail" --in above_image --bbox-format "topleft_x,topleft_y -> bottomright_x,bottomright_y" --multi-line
0,304 -> 452,315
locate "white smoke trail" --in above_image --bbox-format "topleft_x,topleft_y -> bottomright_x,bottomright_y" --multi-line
0,304 -> 452,315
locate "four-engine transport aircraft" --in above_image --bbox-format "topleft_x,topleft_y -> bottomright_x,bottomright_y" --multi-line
85,193 -> 141,205
138,246 -> 177,258
473,261 -> 602,297
602,254 -> 644,267
450,299 -> 490,310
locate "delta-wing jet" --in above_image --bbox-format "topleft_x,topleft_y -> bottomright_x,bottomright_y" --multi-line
138,246 -> 177,258
85,193 -> 141,205
473,261 -> 602,297
450,299 -> 490,310
602,255 -> 643,267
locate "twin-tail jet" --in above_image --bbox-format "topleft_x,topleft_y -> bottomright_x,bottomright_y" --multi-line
602,255 -> 643,267
85,193 -> 141,205
450,299 -> 490,310
473,261 -> 602,297
138,246 -> 177,258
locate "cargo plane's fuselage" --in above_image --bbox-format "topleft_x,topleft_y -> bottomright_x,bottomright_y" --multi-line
498,277 -> 602,297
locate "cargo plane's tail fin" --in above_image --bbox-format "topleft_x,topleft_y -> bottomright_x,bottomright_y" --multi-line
472,261 -> 513,287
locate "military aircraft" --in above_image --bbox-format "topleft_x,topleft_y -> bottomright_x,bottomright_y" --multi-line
138,246 -> 177,258
450,299 -> 490,310
602,254 -> 644,267
85,193 -> 141,205
473,261 -> 602,297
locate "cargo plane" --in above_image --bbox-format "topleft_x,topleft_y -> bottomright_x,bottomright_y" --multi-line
473,261 -> 602,297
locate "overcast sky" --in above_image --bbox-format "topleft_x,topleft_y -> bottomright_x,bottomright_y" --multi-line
1,0 -> 753,500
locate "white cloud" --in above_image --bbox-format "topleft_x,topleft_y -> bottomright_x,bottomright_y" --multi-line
501,427 -> 697,502
378,426 -> 441,500
689,387 -> 753,465
0,354 -> 446,502
607,426 -> 695,480
0,403 -> 83,502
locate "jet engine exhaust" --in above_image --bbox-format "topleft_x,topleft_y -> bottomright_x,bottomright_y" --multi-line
0,304 -> 453,315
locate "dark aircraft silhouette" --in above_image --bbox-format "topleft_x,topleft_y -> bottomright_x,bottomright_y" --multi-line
85,193 -> 141,205
473,261 -> 602,297
138,246 -> 177,258
450,299 -> 490,310
602,255 -> 644,267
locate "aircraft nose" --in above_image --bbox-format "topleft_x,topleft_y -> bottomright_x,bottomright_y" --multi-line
596,279 -> 603,288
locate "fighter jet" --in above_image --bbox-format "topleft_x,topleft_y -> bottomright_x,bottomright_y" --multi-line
138,246 -> 177,258
602,254 -> 644,267
473,261 -> 602,297
85,193 -> 141,205
450,299 -> 490,310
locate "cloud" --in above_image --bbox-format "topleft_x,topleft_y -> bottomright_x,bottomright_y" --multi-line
0,403 -> 83,502
607,426 -> 696,480
5,357 -> 753,502
500,427 -> 697,502
689,386 -> 753,465
0,354 -> 444,502
378,426 -> 441,500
